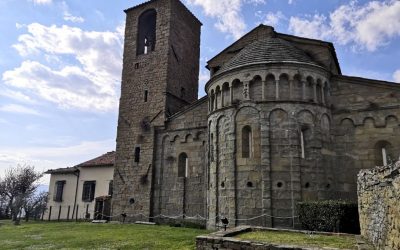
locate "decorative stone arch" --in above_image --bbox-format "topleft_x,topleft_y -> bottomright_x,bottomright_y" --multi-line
385,115 -> 399,127
320,113 -> 331,133
305,76 -> 315,102
232,78 -> 242,103
278,73 -> 290,100
296,109 -> 315,125
250,75 -> 263,101
170,134 -> 180,143
292,73 -> 302,100
215,86 -> 222,110
265,73 -> 276,100
184,134 -> 193,143
221,82 -> 230,107
363,117 -> 376,128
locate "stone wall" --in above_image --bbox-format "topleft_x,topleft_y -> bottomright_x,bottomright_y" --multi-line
358,161 -> 400,249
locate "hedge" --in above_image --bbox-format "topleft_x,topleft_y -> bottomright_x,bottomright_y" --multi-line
297,200 -> 360,234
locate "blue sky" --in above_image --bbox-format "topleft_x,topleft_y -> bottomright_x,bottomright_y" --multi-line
0,0 -> 399,184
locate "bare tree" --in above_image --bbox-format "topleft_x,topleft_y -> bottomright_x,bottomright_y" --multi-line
0,165 -> 43,225
24,191 -> 48,221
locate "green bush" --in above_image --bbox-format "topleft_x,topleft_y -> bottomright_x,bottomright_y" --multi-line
297,200 -> 360,234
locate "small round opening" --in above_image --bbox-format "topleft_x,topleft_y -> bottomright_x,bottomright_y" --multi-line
221,181 -> 225,188
305,182 -> 310,189
129,198 -> 135,204
277,182 -> 283,188
246,181 -> 253,188
326,183 -> 331,189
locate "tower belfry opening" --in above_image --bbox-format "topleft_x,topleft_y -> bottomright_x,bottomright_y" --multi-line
137,9 -> 156,55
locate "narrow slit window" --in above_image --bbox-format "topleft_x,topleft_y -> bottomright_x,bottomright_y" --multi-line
178,152 -> 188,177
300,130 -> 305,159
144,90 -> 148,102
134,147 -> 141,163
382,147 -> 387,166
242,126 -> 252,158
210,134 -> 214,162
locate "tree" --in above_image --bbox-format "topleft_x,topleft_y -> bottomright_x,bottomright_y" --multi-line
0,165 -> 43,225
24,191 -> 48,221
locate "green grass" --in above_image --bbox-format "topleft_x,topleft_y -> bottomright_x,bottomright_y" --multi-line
236,230 -> 357,249
0,220 -> 208,249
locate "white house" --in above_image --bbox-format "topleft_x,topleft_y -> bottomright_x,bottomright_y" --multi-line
44,151 -> 115,221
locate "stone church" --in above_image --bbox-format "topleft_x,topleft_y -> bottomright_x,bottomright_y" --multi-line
112,0 -> 400,229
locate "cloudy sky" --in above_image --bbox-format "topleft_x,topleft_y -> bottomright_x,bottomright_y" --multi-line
0,0 -> 399,184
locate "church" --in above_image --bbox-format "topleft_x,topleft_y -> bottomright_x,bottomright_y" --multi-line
112,0 -> 400,229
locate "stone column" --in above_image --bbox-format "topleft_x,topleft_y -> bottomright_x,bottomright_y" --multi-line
321,83 -> 325,105
229,84 -> 233,105
302,81 -> 306,100
221,89 -> 225,108
313,83 -> 317,103
243,81 -> 250,100
262,80 -> 266,100
215,92 -> 219,109
275,80 -> 279,100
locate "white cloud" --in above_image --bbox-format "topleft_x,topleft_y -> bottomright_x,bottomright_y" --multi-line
29,0 -> 52,5
0,139 -> 115,183
3,23 -> 123,112
393,70 -> 400,83
0,87 -> 37,104
288,0 -> 400,51
0,104 -> 41,116
288,0 -> 294,4
186,0 -> 247,39
63,11 -> 85,23
261,11 -> 286,27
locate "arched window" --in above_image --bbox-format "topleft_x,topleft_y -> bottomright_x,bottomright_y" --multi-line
300,127 -> 310,159
375,141 -> 393,166
137,9 -> 156,55
242,126 -> 252,158
178,152 -> 188,177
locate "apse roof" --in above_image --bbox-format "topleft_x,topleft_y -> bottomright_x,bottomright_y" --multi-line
216,37 -> 321,75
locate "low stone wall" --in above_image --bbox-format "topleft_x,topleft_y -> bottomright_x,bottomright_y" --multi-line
196,226 -> 370,250
358,161 -> 400,249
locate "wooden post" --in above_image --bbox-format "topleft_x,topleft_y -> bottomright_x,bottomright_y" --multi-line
67,206 -> 70,221
58,205 -> 62,221
48,206 -> 52,221
75,204 -> 79,222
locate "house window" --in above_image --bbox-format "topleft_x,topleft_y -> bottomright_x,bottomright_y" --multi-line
178,152 -> 188,177
134,147 -> 141,163
137,9 -> 156,55
82,181 -> 96,202
242,126 -> 252,158
53,180 -> 65,202
108,180 -> 113,196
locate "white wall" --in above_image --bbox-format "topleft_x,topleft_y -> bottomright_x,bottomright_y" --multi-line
44,166 -> 114,220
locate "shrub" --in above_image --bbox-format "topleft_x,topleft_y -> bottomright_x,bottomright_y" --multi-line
297,200 -> 360,234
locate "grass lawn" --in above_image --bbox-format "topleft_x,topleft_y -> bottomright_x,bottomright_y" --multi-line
236,230 -> 357,249
0,220 -> 208,249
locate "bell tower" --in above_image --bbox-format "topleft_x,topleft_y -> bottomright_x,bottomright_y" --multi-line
112,0 -> 201,221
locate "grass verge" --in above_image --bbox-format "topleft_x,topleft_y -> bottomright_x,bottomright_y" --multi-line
0,220 -> 208,249
236,230 -> 357,249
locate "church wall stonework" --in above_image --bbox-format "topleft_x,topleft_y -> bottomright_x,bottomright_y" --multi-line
358,162 -> 400,249
113,0 -> 400,230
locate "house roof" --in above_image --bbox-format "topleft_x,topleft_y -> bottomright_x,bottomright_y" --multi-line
216,37 -> 320,76
76,151 -> 115,168
45,166 -> 79,175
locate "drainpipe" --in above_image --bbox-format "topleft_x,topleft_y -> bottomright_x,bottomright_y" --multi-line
71,168 -> 80,219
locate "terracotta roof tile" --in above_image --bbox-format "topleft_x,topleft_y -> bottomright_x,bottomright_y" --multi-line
76,151 -> 115,167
